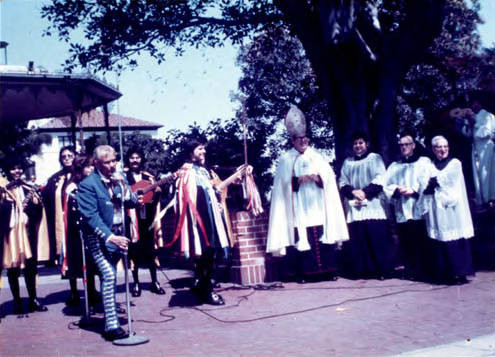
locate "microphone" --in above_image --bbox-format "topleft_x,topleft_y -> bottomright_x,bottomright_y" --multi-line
111,172 -> 125,185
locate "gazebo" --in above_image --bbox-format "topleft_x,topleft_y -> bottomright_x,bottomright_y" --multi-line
0,65 -> 122,146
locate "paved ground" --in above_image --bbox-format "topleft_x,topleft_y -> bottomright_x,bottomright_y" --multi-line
1,266 -> 494,356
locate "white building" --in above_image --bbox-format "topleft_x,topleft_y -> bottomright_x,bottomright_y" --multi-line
30,110 -> 163,185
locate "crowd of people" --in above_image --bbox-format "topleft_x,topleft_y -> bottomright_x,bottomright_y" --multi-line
0,102 -> 493,342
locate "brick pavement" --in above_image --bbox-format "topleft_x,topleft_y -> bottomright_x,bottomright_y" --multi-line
1,268 -> 494,356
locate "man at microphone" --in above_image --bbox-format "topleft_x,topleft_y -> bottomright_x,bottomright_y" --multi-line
77,145 -> 139,341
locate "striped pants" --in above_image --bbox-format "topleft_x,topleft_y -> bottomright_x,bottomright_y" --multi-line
87,235 -> 121,332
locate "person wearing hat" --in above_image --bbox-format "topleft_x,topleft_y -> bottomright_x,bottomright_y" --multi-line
266,105 -> 349,283
124,147 -> 166,297
338,132 -> 398,279
169,137 -> 246,305
1,158 -> 50,315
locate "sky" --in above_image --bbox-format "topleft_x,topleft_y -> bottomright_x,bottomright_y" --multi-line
1,0 -> 495,138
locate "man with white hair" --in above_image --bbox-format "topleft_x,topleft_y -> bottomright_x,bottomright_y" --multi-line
77,145 -> 139,341
420,135 -> 474,284
266,106 -> 349,283
384,133 -> 431,280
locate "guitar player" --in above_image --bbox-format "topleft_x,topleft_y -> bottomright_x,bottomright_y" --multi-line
170,137 -> 252,305
124,147 -> 166,297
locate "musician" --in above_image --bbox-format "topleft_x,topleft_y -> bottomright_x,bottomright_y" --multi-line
77,145 -> 139,341
42,146 -> 76,266
1,158 -> 50,315
124,147 -> 165,297
170,137 -> 245,305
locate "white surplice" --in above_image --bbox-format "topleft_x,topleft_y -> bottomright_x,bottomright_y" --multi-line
420,158 -> 474,241
339,153 -> 388,223
384,156 -> 432,223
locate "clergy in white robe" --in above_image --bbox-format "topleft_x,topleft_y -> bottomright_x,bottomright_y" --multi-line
461,101 -> 495,206
266,137 -> 349,282
420,136 -> 474,284
339,133 -> 398,279
384,134 -> 431,280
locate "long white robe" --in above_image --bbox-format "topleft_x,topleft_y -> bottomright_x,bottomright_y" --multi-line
339,153 -> 388,223
266,147 -> 349,256
420,158 -> 474,241
384,156 -> 431,223
462,109 -> 495,205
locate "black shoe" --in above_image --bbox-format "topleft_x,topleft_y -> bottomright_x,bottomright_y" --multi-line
206,291 -> 225,306
102,327 -> 129,341
65,293 -> 80,307
28,299 -> 48,313
150,281 -> 165,295
449,276 -> 468,285
13,300 -> 24,315
131,283 -> 141,297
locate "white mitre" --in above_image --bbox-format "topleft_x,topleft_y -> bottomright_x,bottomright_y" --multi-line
285,105 -> 307,137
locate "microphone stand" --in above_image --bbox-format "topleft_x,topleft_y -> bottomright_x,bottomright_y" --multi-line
78,224 -> 93,326
112,180 -> 149,346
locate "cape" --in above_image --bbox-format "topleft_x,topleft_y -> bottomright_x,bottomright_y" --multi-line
266,147 -> 349,256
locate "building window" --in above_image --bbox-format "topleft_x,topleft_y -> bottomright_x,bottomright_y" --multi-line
58,135 -> 72,147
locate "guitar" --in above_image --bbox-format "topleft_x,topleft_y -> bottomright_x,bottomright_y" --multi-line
131,172 -> 177,204
216,164 -> 250,192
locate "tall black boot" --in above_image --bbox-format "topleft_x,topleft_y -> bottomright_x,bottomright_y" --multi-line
198,253 -> 224,306
66,278 -> 80,306
149,263 -> 165,295
7,268 -> 24,315
24,261 -> 47,313
131,268 -> 141,297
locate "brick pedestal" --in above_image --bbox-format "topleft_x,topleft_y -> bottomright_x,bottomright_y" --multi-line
230,211 -> 269,285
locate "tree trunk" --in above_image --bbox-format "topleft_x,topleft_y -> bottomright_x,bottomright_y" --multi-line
274,0 -> 445,168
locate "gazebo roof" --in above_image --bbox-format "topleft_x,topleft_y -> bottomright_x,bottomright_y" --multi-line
0,66 -> 121,123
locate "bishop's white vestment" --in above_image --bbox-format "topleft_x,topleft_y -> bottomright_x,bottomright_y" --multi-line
266,147 -> 349,257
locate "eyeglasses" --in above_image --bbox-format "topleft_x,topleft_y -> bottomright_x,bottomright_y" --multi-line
398,142 -> 414,147
294,136 -> 308,142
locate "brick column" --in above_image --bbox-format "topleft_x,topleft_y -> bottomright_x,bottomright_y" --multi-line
230,211 -> 269,285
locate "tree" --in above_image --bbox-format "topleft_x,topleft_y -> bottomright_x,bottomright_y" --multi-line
0,122 -> 51,175
236,24 -> 333,152
158,120 -> 273,202
42,0 -> 452,166
398,0 -> 486,137
82,131 -> 168,177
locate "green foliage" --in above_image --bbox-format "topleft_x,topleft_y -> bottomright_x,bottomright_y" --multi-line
83,131 -> 167,177
398,0 -> 492,138
236,24 -> 333,150
41,0 -> 282,73
0,122 -> 52,175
